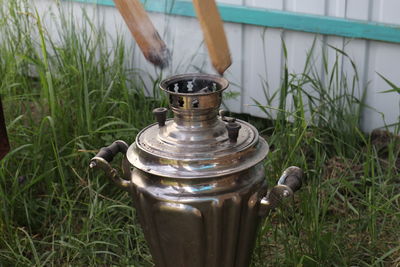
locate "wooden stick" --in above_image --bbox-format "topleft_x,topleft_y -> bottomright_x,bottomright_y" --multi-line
192,0 -> 232,75
113,0 -> 170,68
0,97 -> 9,160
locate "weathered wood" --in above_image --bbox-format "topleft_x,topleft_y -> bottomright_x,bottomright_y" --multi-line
113,0 -> 169,68
0,97 -> 9,160
192,0 -> 231,75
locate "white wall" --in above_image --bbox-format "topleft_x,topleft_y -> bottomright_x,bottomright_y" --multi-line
34,0 -> 400,132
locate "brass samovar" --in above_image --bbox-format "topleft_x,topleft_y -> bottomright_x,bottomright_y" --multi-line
90,73 -> 303,267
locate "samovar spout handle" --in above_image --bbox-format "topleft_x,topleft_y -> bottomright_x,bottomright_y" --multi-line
89,140 -> 131,191
259,166 -> 304,217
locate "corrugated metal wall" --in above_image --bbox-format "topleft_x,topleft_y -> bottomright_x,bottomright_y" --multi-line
35,0 -> 400,132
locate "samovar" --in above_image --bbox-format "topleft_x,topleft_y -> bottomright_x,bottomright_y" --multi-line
90,73 -> 303,267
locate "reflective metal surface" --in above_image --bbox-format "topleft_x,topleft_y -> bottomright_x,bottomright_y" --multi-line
127,162 -> 267,267
90,73 -> 303,267
128,73 -> 268,178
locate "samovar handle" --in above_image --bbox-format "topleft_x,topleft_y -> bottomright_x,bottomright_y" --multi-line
89,140 -> 131,191
258,166 -> 304,216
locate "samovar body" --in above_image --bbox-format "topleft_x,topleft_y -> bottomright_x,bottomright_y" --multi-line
90,74 -> 302,267
128,164 -> 266,267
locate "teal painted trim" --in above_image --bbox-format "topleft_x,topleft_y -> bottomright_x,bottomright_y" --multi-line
68,0 -> 400,44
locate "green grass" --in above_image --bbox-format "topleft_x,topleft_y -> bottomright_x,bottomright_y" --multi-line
250,38 -> 400,266
0,1 -> 399,266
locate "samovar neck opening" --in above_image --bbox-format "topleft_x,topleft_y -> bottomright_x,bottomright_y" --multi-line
160,74 -> 229,127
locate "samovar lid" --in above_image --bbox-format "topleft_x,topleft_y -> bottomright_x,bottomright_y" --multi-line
126,73 -> 269,178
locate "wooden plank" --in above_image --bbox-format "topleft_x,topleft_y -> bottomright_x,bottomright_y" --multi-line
74,0 -> 400,44
113,0 -> 170,68
192,0 -> 231,75
0,98 -> 10,160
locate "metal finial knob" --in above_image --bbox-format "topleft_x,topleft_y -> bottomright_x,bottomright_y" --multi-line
153,107 -> 168,127
219,109 -> 236,122
219,109 -> 228,119
226,121 -> 241,143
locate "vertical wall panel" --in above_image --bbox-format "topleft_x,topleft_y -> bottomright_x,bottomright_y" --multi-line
32,0 -> 400,132
242,0 -> 284,117
285,0 -> 326,15
341,0 -> 370,105
247,0 -> 283,9
164,15 -> 207,73
326,0 -> 346,18
279,0 -> 326,121
376,0 -> 400,24
346,0 -> 371,20
284,0 -> 326,74
241,26 -> 284,117
324,0 -> 345,90
362,0 -> 400,131
324,0 -> 345,80
215,21 -> 244,113
365,42 -> 400,131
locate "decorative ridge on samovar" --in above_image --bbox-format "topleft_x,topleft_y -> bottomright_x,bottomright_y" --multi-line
89,73 -> 304,267
126,73 -> 269,178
